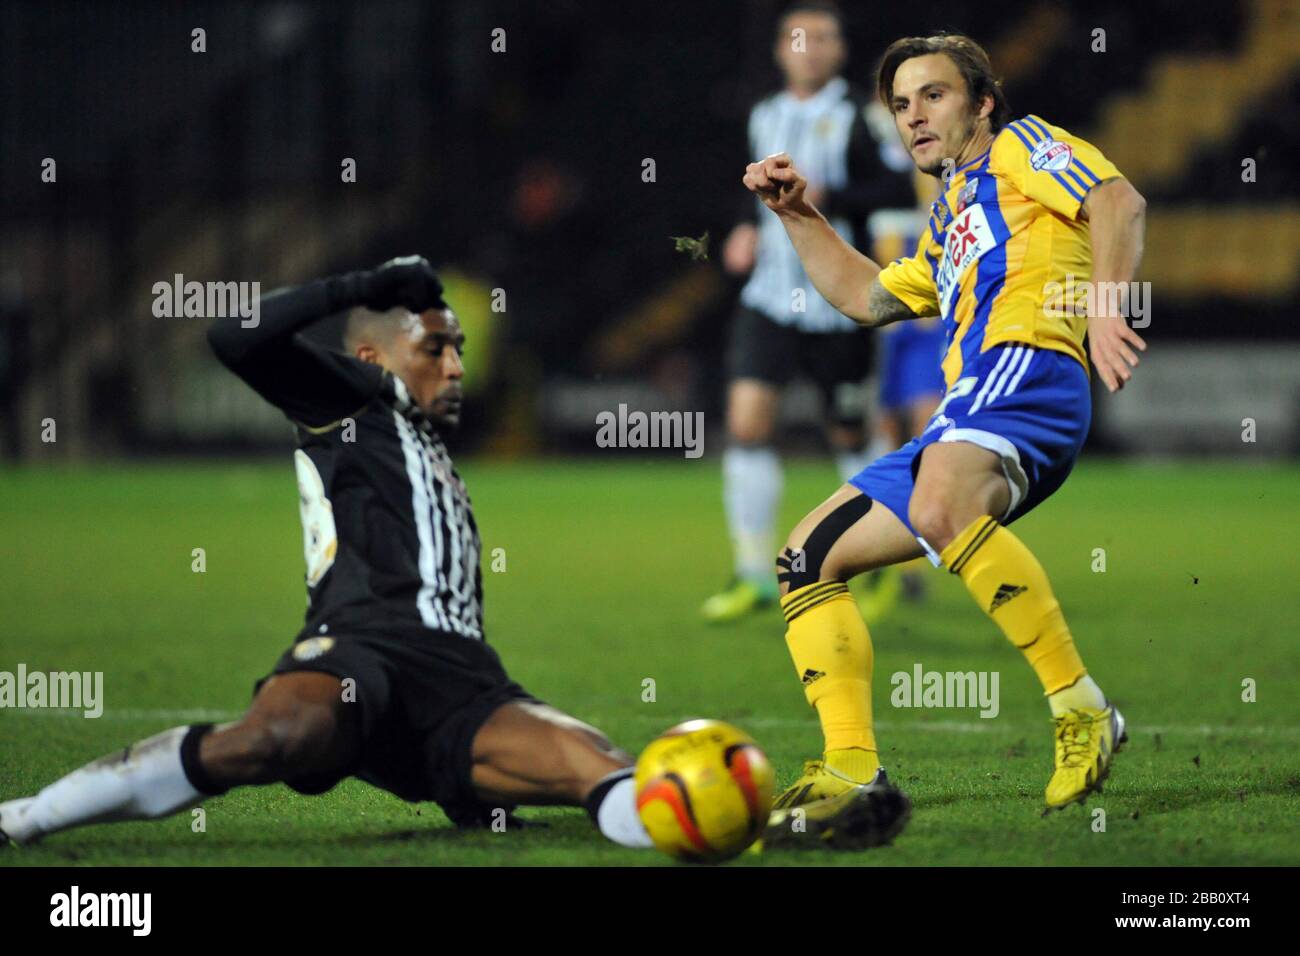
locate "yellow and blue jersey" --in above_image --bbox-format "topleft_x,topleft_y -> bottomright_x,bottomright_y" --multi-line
877,115 -> 1122,388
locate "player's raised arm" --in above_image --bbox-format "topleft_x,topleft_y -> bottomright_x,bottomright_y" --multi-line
206,256 -> 445,427
742,152 -> 908,327
1081,178 -> 1148,392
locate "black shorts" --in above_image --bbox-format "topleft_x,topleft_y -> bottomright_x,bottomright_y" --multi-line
726,304 -> 876,426
255,624 -> 539,827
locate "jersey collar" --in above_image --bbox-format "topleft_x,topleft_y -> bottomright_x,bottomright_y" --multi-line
384,373 -> 438,439
955,148 -> 991,177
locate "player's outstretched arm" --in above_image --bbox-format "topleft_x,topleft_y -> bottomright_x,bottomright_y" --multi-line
1081,178 -> 1148,392
742,153 -> 896,326
206,256 -> 445,426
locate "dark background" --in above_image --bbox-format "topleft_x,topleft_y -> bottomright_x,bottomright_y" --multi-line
2,0 -> 1297,459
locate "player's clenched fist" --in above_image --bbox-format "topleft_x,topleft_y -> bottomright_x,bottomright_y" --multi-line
743,153 -> 815,217
362,255 -> 447,313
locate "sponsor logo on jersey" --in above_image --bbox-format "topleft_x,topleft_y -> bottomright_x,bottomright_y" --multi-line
292,636 -> 336,661
295,450 -> 338,589
936,204 -> 997,320
1029,139 -> 1073,173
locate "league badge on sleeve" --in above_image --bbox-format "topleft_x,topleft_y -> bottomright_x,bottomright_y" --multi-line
1029,139 -> 1073,172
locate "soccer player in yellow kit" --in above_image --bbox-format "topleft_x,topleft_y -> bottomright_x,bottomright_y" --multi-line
743,34 -> 1148,848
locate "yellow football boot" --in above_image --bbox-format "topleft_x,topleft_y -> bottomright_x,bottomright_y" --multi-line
770,759 -> 841,811
769,748 -> 878,809
700,578 -> 776,624
765,765 -> 910,849
1045,705 -> 1128,809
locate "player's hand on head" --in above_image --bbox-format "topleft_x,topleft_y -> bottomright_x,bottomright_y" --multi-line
743,153 -> 812,216
363,255 -> 446,313
1089,313 -> 1147,392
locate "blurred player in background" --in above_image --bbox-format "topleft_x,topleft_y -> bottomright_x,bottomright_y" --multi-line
703,1 -> 916,623
855,154 -> 948,623
0,258 -> 654,852
746,33 -> 1147,847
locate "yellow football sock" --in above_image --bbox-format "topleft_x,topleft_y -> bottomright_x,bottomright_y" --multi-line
780,582 -> 878,757
940,516 -> 1086,695
824,746 -> 880,782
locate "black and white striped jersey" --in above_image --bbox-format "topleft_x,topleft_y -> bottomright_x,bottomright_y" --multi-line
291,374 -> 484,642
206,279 -> 484,645
740,76 -> 916,333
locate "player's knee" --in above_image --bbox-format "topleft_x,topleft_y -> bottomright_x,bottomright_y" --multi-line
775,525 -> 811,593
224,708 -> 339,781
210,721 -> 281,780
275,706 -> 346,775
908,495 -> 960,551
728,415 -> 774,445
911,467 -> 1008,550
777,494 -> 873,592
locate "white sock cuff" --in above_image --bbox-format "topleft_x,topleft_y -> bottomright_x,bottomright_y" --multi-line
589,770 -> 653,849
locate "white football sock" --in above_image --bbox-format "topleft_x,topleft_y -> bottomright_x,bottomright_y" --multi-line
0,797 -> 39,844
16,726 -> 210,842
723,445 -> 782,583
587,769 -> 653,848
1047,675 -> 1108,716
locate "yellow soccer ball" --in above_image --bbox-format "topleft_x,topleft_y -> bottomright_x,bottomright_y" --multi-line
635,719 -> 775,863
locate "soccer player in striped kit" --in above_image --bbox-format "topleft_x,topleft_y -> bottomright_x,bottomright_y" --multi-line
0,257 -> 653,851
746,34 -> 1147,848
703,1 -> 916,623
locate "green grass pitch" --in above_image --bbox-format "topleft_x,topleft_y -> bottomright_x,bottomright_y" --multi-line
1,458 -> 1297,866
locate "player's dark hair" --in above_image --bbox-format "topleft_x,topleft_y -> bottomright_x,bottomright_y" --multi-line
776,0 -> 844,35
876,33 -> 1011,132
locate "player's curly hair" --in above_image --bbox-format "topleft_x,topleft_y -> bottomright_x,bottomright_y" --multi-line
876,34 -> 1012,132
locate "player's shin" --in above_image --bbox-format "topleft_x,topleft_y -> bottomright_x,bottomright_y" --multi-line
780,582 -> 880,781
1,724 -> 227,844
940,517 -> 1106,712
583,767 -> 653,848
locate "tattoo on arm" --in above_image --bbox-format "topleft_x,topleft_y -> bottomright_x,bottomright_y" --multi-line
865,278 -> 918,327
